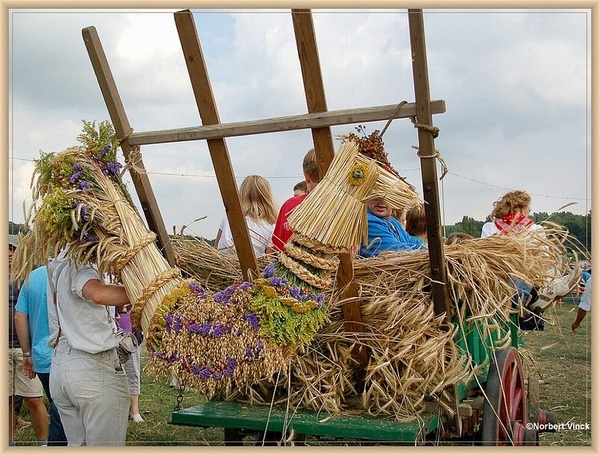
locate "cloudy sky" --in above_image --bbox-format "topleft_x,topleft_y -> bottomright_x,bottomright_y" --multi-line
7,8 -> 592,241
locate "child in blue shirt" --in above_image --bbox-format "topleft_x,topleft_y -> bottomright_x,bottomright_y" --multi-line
359,199 -> 424,257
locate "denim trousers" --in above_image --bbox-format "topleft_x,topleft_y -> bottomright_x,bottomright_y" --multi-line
50,339 -> 130,446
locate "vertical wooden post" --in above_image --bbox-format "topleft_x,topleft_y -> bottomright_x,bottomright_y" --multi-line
174,10 -> 258,280
408,10 -> 451,318
82,26 -> 175,266
292,9 -> 369,387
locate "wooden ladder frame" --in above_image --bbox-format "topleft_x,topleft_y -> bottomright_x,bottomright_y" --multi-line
82,8 -> 451,388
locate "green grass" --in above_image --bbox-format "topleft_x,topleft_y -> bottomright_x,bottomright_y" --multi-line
14,299 -> 591,446
520,300 -> 592,446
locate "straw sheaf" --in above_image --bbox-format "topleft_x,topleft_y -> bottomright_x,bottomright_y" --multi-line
288,141 -> 420,249
171,225 -> 571,422
13,146 -> 183,335
145,282 -> 293,397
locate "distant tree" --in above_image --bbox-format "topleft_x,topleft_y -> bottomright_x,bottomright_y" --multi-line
9,221 -> 27,235
444,216 -> 484,238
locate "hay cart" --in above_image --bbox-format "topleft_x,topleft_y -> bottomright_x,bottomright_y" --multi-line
82,9 -> 556,445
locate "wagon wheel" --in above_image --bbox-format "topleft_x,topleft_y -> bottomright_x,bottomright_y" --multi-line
481,347 -> 527,445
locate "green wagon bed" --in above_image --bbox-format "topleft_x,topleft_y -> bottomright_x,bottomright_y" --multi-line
171,400 -> 440,444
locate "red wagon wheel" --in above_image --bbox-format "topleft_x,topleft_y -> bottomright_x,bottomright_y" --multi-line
481,347 -> 527,445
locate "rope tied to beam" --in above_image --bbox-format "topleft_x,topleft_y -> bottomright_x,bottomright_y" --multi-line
380,100 -> 408,137
411,116 -> 440,138
412,145 -> 448,180
120,146 -> 147,177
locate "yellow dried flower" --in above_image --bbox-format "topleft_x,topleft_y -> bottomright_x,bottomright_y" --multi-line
281,297 -> 296,307
262,285 -> 278,298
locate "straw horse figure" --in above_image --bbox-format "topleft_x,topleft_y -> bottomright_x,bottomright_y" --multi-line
145,138 -> 421,396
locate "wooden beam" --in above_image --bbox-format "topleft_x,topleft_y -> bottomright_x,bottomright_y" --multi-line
82,26 -> 175,266
408,10 -> 451,318
174,10 -> 258,280
292,8 -> 369,387
127,100 -> 446,146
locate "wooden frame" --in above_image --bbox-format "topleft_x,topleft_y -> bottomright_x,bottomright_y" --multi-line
82,8 -> 449,386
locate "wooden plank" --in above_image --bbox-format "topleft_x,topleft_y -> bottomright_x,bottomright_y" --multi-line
407,10 -> 451,318
292,9 -> 369,387
171,401 -> 439,442
127,100 -> 446,147
81,26 -> 175,266
174,10 -> 258,280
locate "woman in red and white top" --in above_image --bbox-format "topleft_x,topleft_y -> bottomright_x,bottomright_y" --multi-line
481,190 -> 543,238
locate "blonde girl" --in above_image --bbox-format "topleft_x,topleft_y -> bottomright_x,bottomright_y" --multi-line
215,175 -> 279,255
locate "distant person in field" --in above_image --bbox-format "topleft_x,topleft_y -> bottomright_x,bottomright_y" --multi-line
445,232 -> 474,245
480,190 -> 580,327
405,204 -> 427,246
359,199 -> 424,257
571,276 -> 591,332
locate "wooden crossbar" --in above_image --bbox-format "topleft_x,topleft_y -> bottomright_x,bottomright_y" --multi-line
126,101 -> 445,146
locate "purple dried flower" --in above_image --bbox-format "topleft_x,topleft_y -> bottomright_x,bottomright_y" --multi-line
69,166 -> 83,183
188,281 -> 207,299
97,144 -> 111,159
77,180 -> 91,191
224,357 -> 237,377
172,316 -> 182,333
263,262 -> 275,278
269,276 -> 287,287
290,287 -> 302,299
76,202 -> 90,221
313,293 -> 325,308
165,314 -> 173,332
214,285 -> 235,304
186,322 -> 202,333
199,365 -> 211,379
200,323 -> 211,336
76,230 -> 99,245
239,281 -> 253,292
244,313 -> 259,330
101,161 -> 122,176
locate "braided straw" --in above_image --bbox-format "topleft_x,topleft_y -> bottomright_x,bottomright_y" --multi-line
284,241 -> 339,272
114,232 -> 157,273
278,252 -> 333,290
131,267 -> 182,330
292,233 -> 347,255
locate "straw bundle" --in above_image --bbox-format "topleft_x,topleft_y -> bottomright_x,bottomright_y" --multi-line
144,279 -> 294,397
289,141 -> 420,249
12,121 -> 182,333
171,236 -> 270,290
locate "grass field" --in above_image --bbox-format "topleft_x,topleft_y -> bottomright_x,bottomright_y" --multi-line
13,297 -> 591,446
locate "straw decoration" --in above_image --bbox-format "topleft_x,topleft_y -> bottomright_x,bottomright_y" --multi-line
171,224 -> 573,422
12,121 -> 183,335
